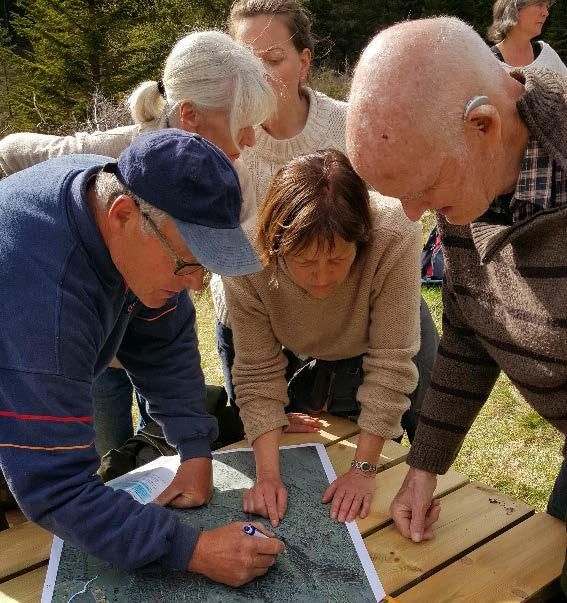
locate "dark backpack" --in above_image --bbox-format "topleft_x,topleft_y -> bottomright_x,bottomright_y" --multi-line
421,226 -> 444,284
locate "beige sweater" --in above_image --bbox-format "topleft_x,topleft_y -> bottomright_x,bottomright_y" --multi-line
212,87 -> 348,325
223,195 -> 421,444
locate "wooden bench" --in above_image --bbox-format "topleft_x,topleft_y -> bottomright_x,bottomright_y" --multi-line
1,412 -> 565,602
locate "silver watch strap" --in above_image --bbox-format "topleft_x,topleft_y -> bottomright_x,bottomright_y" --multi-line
350,460 -> 378,474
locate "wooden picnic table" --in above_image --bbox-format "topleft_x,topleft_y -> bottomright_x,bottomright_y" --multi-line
1,412 -> 565,602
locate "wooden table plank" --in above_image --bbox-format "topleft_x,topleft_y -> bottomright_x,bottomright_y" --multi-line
355,462 -> 469,536
0,521 -> 52,581
326,436 -> 409,477
398,513 -> 566,602
220,412 -> 360,450
0,566 -> 47,603
364,481 -> 534,595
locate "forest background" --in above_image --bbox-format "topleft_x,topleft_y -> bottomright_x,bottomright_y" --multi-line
0,0 -> 564,511
1,0 -> 567,134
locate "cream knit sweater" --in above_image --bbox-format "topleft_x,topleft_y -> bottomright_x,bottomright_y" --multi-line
211,87 -> 348,326
223,196 -> 421,444
497,41 -> 567,76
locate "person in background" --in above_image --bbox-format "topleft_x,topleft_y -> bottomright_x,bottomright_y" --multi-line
224,149 -> 422,527
347,16 -> 567,596
488,0 -> 567,75
0,129 -> 284,584
215,0 -> 439,440
0,30 -> 276,455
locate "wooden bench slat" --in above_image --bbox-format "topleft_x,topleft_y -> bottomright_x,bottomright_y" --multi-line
364,481 -> 533,594
0,521 -> 52,581
355,463 -> 469,536
220,412 -> 360,450
6,508 -> 27,528
0,566 -> 47,602
326,437 -> 409,477
398,513 -> 566,602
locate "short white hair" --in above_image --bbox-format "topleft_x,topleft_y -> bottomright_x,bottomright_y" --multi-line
352,17 -> 505,150
128,30 -> 276,142
94,170 -> 168,235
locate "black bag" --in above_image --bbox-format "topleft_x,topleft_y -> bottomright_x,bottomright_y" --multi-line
97,384 -> 243,483
98,421 -> 176,483
421,226 -> 444,284
287,355 -> 363,418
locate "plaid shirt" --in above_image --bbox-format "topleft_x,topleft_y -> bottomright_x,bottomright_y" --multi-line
490,135 -> 567,222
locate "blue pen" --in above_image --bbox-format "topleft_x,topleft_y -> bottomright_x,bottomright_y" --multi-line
243,524 -> 269,539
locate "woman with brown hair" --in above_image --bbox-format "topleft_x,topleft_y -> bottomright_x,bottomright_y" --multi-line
224,149 -> 422,526
487,0 -> 567,74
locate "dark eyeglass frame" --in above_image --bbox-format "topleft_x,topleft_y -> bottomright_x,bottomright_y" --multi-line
135,203 -> 204,277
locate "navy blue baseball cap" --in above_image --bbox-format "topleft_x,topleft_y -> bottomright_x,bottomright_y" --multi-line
104,128 -> 262,276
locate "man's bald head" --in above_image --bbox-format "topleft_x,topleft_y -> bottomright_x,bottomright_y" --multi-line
347,17 -> 525,224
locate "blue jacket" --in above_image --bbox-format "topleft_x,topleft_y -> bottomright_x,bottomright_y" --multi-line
0,155 -> 217,570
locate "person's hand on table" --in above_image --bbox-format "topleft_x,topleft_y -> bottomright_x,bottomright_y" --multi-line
390,466 -> 440,542
243,476 -> 288,527
153,457 -> 213,508
188,521 -> 285,586
283,412 -> 323,433
322,467 -> 375,522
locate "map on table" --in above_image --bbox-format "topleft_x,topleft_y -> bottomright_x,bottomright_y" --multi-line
42,444 -> 385,602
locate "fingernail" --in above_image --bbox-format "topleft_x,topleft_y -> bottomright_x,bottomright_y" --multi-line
411,531 -> 422,543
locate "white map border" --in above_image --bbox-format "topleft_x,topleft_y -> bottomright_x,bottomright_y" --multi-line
41,444 -> 385,602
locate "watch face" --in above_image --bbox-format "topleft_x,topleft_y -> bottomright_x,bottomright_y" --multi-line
360,462 -> 371,472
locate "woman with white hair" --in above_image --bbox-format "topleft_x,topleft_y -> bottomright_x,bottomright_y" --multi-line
0,30 -> 276,456
487,0 -> 567,74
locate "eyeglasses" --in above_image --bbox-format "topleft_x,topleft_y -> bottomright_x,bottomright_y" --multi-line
141,211 -> 204,277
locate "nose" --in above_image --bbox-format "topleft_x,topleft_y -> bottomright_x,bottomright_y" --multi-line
311,265 -> 333,287
184,268 -> 204,292
238,126 -> 255,149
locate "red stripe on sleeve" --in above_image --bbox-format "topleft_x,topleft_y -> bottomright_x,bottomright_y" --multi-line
0,411 -> 93,423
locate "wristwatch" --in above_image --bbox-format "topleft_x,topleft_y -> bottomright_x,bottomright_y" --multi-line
351,460 -> 379,474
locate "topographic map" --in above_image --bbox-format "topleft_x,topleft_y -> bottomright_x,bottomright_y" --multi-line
44,445 -> 383,602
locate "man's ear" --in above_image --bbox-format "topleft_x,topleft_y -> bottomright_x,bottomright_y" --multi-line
178,101 -> 200,131
107,194 -> 140,233
465,103 -> 502,144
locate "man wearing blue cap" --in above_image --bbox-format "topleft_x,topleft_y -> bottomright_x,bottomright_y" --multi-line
0,129 -> 284,585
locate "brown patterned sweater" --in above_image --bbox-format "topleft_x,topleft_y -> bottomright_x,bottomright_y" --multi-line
407,69 -> 567,475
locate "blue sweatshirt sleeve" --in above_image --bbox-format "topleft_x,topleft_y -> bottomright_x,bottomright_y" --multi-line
117,290 -> 218,461
0,368 -> 200,571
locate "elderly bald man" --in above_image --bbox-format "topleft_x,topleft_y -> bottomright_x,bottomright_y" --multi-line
347,16 -> 567,595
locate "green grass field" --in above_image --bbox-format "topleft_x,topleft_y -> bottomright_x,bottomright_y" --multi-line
194,212 -> 564,512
